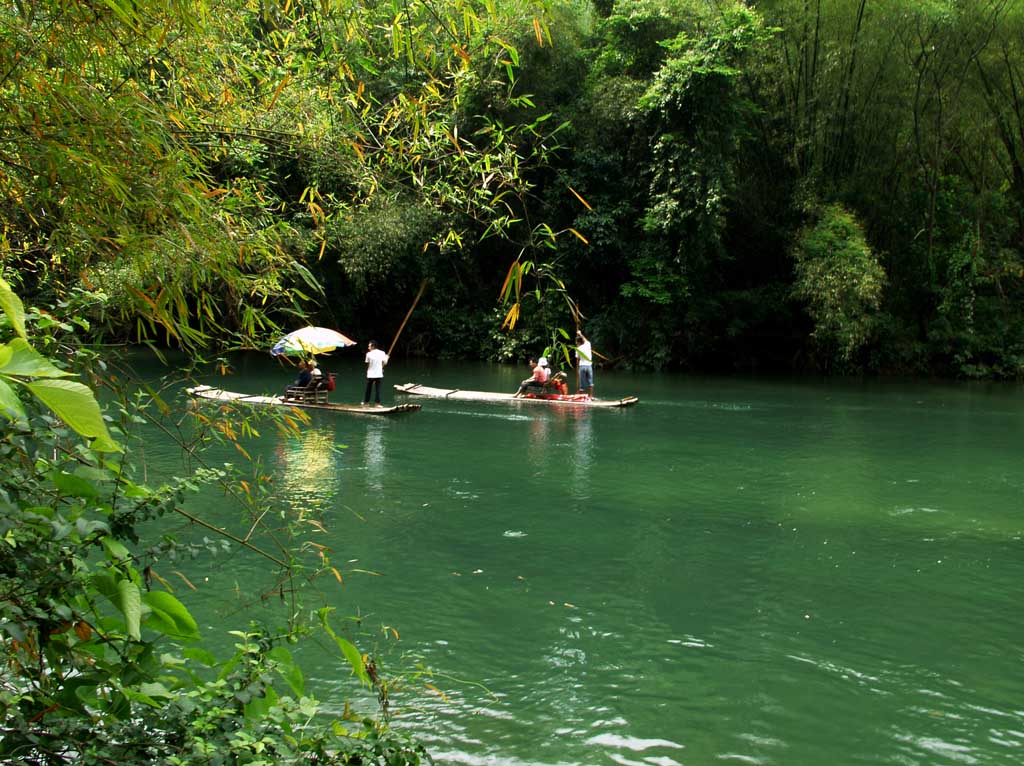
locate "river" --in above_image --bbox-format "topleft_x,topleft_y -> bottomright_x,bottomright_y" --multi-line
141,353 -> 1024,766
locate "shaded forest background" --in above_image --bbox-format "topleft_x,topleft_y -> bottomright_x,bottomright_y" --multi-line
3,0 -> 1023,377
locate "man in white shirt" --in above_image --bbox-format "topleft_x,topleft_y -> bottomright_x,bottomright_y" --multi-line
363,340 -> 389,406
576,331 -> 594,398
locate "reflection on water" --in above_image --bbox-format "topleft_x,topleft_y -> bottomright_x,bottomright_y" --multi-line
150,360 -> 1024,766
527,415 -> 550,470
273,422 -> 340,511
526,408 -> 595,497
365,422 -> 386,490
569,409 -> 593,499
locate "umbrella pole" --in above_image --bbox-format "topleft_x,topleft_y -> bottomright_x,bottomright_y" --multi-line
388,279 -> 428,357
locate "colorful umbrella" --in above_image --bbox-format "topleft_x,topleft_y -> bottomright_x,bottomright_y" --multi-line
270,326 -> 356,357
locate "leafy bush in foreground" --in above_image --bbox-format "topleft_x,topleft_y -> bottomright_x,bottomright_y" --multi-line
0,280 -> 430,765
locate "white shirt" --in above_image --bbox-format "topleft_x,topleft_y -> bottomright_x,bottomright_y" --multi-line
576,340 -> 593,367
365,348 -> 389,378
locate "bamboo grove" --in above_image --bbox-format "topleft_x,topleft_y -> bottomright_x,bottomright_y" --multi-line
2,0 -> 1023,376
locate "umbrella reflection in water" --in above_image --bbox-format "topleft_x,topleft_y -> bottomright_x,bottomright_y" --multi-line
274,424 -> 342,512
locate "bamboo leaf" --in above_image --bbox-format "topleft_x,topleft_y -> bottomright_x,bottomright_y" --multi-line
318,609 -> 370,687
568,186 -> 593,210
502,302 -> 520,329
268,74 -> 291,109
568,228 -> 590,244
334,634 -> 369,686
498,260 -> 518,301
100,0 -> 139,29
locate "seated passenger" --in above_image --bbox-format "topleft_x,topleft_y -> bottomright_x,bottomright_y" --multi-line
548,370 -> 569,395
294,360 -> 313,388
309,359 -> 324,387
283,361 -> 313,400
515,357 -> 549,397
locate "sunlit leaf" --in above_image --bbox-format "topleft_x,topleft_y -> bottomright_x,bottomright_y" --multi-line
502,302 -> 520,329
50,471 -> 100,499
143,590 -> 200,640
318,608 -> 370,687
0,379 -> 26,420
101,536 -> 131,563
25,379 -> 121,452
498,260 -> 518,301
0,338 -> 72,378
568,186 -> 593,210
568,228 -> 589,244
0,278 -> 26,338
117,579 -> 142,640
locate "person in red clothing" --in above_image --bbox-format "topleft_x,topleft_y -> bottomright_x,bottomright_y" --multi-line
514,357 -> 549,397
549,371 -> 569,395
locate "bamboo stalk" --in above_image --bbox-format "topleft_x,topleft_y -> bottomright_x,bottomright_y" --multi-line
388,279 -> 428,357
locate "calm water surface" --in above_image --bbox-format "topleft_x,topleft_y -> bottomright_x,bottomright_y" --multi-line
148,355 -> 1024,766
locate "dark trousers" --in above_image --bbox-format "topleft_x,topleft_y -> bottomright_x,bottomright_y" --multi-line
364,378 -> 383,404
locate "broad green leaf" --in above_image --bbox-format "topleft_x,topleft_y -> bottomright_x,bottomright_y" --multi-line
0,278 -> 26,339
0,378 -> 26,420
74,518 -> 110,538
58,677 -> 98,713
183,646 -> 218,666
244,685 -> 279,720
268,646 -> 305,697
101,536 -> 132,562
122,480 -> 153,498
25,378 -> 122,452
0,338 -> 72,378
49,471 -> 100,499
117,579 -> 142,640
121,685 -> 171,708
91,571 -> 119,600
143,590 -> 200,640
137,682 -> 174,699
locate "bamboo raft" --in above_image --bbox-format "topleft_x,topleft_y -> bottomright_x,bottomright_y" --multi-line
187,385 -> 421,415
393,383 -> 639,408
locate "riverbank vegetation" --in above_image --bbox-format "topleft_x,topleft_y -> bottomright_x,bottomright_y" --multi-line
3,1 -> 1022,762
0,279 -> 430,763
4,0 -> 1023,377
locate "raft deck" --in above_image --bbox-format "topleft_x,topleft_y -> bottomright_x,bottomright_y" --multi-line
188,385 -> 421,415
393,383 -> 638,408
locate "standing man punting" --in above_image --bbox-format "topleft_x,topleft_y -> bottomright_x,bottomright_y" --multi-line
362,340 -> 389,406
576,331 -> 594,398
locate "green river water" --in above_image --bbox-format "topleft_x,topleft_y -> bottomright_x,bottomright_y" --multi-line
145,354 -> 1024,766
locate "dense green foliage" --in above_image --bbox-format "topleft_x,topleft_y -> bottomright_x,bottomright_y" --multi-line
0,285 -> 429,764
3,0 -> 1024,375
2,0 -> 1023,761
540,0 -> 1024,375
